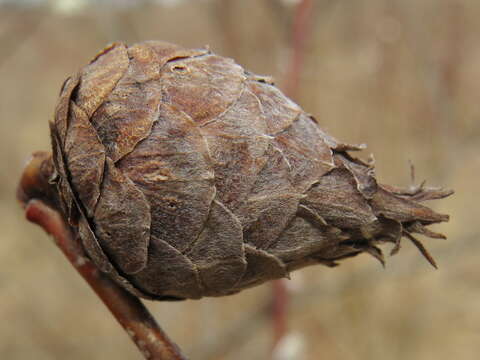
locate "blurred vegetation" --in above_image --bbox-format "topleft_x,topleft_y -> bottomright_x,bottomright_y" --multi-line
0,0 -> 477,359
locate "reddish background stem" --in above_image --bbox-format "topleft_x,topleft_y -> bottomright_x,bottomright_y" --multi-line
283,0 -> 315,99
271,0 -> 315,356
271,279 -> 289,351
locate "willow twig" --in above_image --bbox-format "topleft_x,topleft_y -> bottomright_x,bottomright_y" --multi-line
270,0 -> 315,356
18,155 -> 187,360
282,0 -> 315,99
271,278 -> 290,354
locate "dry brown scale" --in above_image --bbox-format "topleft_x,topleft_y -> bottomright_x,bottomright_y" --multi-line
40,41 -> 451,300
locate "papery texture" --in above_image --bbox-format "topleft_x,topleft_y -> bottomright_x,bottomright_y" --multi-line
50,41 -> 452,300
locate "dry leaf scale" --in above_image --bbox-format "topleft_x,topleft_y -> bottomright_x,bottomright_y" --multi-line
48,41 -> 451,300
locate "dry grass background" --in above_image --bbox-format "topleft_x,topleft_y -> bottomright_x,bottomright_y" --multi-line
0,0 -> 478,359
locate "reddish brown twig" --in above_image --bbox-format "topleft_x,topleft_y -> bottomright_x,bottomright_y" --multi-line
271,278 -> 290,352
282,0 -> 315,99
19,154 -> 187,360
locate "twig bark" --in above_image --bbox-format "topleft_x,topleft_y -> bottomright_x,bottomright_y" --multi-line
271,278 -> 290,353
282,0 -> 315,99
18,154 -> 187,360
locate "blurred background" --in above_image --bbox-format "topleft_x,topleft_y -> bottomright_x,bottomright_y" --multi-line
0,0 -> 477,359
